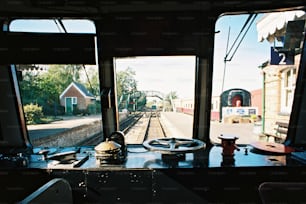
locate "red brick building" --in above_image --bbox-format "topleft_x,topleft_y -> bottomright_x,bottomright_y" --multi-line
59,82 -> 96,114
250,89 -> 262,116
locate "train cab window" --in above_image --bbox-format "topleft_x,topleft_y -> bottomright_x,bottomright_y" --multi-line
1,10 -> 305,167
9,19 -> 96,34
115,56 -> 195,144
8,19 -> 101,148
211,10 -> 305,145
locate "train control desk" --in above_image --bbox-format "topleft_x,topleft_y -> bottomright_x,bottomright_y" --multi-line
25,143 -> 304,169
1,138 -> 306,203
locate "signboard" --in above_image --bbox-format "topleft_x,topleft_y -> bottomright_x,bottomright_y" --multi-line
222,107 -> 258,118
270,47 -> 294,65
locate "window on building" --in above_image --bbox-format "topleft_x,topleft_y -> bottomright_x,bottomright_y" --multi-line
72,97 -> 78,105
281,67 -> 297,114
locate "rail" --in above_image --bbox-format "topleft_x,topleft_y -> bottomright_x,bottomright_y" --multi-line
124,112 -> 166,144
120,112 -> 144,133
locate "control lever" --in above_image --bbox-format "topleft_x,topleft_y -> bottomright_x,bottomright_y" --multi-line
109,131 -> 127,159
47,150 -> 77,161
37,149 -> 49,160
73,155 -> 89,168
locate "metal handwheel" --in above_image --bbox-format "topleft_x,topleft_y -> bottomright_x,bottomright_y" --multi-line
143,137 -> 205,154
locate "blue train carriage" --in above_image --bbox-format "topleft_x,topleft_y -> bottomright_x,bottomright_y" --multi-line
151,104 -> 160,117
220,88 -> 257,123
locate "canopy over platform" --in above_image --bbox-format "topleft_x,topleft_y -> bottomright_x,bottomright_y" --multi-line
256,11 -> 305,43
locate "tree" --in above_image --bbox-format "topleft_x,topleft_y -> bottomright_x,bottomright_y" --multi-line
116,67 -> 138,99
164,91 -> 178,111
19,71 -> 43,105
19,64 -> 84,116
82,65 -> 100,96
44,64 -> 80,92
165,91 -> 178,102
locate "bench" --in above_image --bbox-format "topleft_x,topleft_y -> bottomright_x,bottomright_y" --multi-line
275,121 -> 289,137
262,121 -> 289,143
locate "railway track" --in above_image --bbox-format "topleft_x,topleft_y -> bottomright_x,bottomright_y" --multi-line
119,112 -> 144,133
76,113 -> 141,146
124,112 -> 166,144
79,112 -> 166,146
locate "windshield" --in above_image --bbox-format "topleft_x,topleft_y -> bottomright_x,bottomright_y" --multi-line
9,10 -> 306,148
211,11 -> 305,145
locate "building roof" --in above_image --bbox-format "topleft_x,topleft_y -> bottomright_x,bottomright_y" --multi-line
59,81 -> 95,99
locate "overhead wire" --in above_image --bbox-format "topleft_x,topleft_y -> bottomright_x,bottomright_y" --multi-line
221,14 -> 258,93
224,14 -> 257,62
221,26 -> 231,93
226,14 -> 258,62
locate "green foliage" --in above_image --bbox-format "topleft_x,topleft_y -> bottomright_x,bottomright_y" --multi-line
24,103 -> 44,124
73,106 -> 86,116
19,71 -> 43,105
19,65 -> 73,116
43,104 -> 65,116
87,104 -> 96,114
83,66 -> 100,96
95,101 -> 101,113
116,67 -> 138,99
165,91 -> 178,101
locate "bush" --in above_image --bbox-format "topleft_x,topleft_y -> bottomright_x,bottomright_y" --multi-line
43,104 -> 65,116
24,103 -> 44,124
72,106 -> 89,116
87,104 -> 96,114
95,102 -> 101,113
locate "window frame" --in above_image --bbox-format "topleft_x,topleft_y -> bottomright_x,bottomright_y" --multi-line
280,67 -> 297,114
72,97 -> 77,105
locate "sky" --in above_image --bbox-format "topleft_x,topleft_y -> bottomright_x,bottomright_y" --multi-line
212,14 -> 272,96
10,14 -> 275,99
115,56 -> 196,99
10,19 -> 96,33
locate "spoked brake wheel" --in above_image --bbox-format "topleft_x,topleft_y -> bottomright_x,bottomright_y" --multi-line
142,137 -> 205,154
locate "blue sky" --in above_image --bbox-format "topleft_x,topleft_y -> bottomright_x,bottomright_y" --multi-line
10,19 -> 96,33
213,14 -> 272,95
